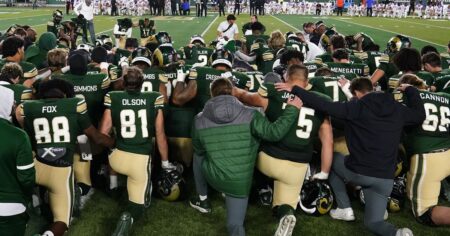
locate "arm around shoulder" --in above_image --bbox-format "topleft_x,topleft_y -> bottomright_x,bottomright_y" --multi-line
401,86 -> 426,126
251,105 -> 298,142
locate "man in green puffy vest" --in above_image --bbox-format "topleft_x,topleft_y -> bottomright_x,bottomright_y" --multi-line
189,78 -> 301,236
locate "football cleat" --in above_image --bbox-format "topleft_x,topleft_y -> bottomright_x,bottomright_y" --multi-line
112,212 -> 133,236
396,228 -> 413,236
329,208 -> 356,221
189,195 -> 212,213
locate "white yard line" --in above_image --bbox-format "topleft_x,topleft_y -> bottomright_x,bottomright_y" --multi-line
271,15 -> 298,31
201,14 -> 219,37
380,17 -> 450,30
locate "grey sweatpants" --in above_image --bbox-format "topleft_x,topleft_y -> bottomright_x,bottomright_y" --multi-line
329,154 -> 397,236
193,154 -> 248,236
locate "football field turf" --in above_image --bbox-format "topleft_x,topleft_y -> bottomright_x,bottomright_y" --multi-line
1,7 -> 450,236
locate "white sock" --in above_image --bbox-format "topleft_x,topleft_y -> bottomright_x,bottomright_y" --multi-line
110,175 -> 118,189
199,195 -> 207,201
42,231 -> 55,236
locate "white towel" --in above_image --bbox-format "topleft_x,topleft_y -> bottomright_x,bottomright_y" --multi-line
0,85 -> 15,122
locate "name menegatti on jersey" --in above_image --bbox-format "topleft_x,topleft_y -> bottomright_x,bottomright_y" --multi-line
122,98 -> 147,106
74,85 -> 98,93
420,92 -> 450,105
329,67 -> 363,75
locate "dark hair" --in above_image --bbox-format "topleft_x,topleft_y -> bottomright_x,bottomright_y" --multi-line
280,49 -> 304,65
38,78 -> 75,99
422,52 -> 441,68
286,64 -> 308,80
0,63 -> 23,84
124,66 -> 144,92
227,14 -> 236,21
393,48 -> 421,72
332,48 -> 349,61
69,54 -> 88,76
14,28 -> 27,38
303,22 -> 314,29
251,22 -> 264,32
125,38 -> 139,49
366,43 -> 380,52
1,36 -> 24,57
91,46 -> 108,63
398,74 -> 426,89
350,77 -> 373,94
315,67 -> 334,76
331,35 -> 346,49
420,45 -> 438,56
211,77 -> 233,97
252,15 -> 258,20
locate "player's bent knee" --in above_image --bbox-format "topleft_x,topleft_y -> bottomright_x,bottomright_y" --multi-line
416,206 -> 437,226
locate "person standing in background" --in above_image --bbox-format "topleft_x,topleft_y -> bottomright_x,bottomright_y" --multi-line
0,86 -> 35,236
234,0 -> 241,15
201,0 -> 208,17
66,0 -> 71,14
218,0 -> 226,16
111,0 -> 118,16
217,14 -> 239,40
366,0 -> 373,16
74,0 -> 96,44
196,0 -> 202,17
336,0 -> 344,16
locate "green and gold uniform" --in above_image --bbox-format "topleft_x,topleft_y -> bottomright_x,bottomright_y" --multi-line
433,75 -> 450,93
47,20 -> 63,37
181,45 -> 213,67
440,53 -> 450,69
244,71 -> 264,93
0,82 -> 32,104
430,69 -> 450,79
257,83 -> 330,208
402,91 -> 450,220
20,97 -> 91,225
139,19 -> 156,46
309,76 -> 348,102
285,38 -> 308,55
325,62 -> 369,77
250,42 -> 277,75
244,34 -> 269,53
315,51 -> 363,64
353,51 -> 385,75
376,53 -> 399,91
354,33 -> 375,51
87,63 -> 119,84
140,67 -> 169,92
113,48 -> 132,76
0,59 -> 38,84
305,62 -> 325,78
388,71 -> 435,92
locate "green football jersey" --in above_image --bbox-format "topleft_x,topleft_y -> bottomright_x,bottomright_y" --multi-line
354,33 -> 375,51
0,59 -> 38,83
353,51 -> 385,75
56,73 -> 110,126
309,76 -> 348,102
377,53 -> 399,91
140,67 -> 168,92
433,75 -> 450,93
138,20 -> 155,38
243,71 -> 264,93
440,53 -> 450,69
400,91 -> 450,155
47,21 -> 63,37
87,63 -> 119,83
431,69 -> 450,79
104,91 -> 164,155
305,62 -> 325,78
315,52 -> 363,64
21,97 -> 91,166
325,62 -> 369,77
245,34 -> 269,53
389,71 -> 435,92
182,45 -> 213,67
258,83 -> 329,163
250,42 -> 276,75
285,38 -> 309,55
0,82 -> 32,104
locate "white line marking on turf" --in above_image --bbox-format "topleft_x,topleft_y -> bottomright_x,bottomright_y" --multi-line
380,18 -> 450,30
332,18 -> 446,48
201,15 -> 219,37
270,15 -> 297,30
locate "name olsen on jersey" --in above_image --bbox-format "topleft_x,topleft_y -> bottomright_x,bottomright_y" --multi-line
122,99 -> 147,106
329,67 -> 363,74
420,92 -> 450,105
74,85 -> 98,93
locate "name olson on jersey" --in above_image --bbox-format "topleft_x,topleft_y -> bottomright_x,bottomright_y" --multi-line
330,67 -> 362,74
122,99 -> 147,106
420,93 -> 450,105
74,85 -> 98,93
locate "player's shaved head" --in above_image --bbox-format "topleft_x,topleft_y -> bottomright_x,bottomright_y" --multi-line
124,66 -> 144,92
286,64 -> 308,82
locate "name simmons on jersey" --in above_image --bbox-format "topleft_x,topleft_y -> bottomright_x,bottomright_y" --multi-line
74,85 -> 98,93
122,98 -> 147,106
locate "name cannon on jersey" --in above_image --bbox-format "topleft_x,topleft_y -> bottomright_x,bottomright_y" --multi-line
420,93 -> 450,105
329,67 -> 363,75
74,85 -> 98,93
122,98 -> 147,106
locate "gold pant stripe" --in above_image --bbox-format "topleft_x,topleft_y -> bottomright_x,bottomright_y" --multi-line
35,160 -> 73,225
257,152 -> 308,209
109,149 -> 151,204
407,150 -> 450,217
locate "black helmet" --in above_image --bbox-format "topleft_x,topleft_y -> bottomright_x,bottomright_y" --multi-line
53,10 -> 63,23
299,180 -> 334,216
156,164 -> 186,202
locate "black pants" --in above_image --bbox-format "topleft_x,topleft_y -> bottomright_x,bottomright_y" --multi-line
408,5 -> 415,15
183,9 -> 190,15
367,7 -> 373,16
316,9 -> 321,15
196,3 -> 201,16
111,5 -> 118,16
201,4 -> 207,17
234,4 -> 240,15
66,2 -> 71,14
219,5 -> 225,16
258,5 -> 264,15
337,7 -> 343,16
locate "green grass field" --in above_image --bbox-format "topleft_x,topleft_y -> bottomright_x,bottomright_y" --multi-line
1,6 -> 450,236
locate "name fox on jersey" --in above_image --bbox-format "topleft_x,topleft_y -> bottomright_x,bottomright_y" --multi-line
74,85 -> 98,93
42,106 -> 57,113
420,93 -> 450,105
329,67 -> 363,75
122,99 -> 147,106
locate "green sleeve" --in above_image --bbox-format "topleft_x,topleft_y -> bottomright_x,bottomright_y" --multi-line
16,133 -> 35,199
251,105 -> 298,142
